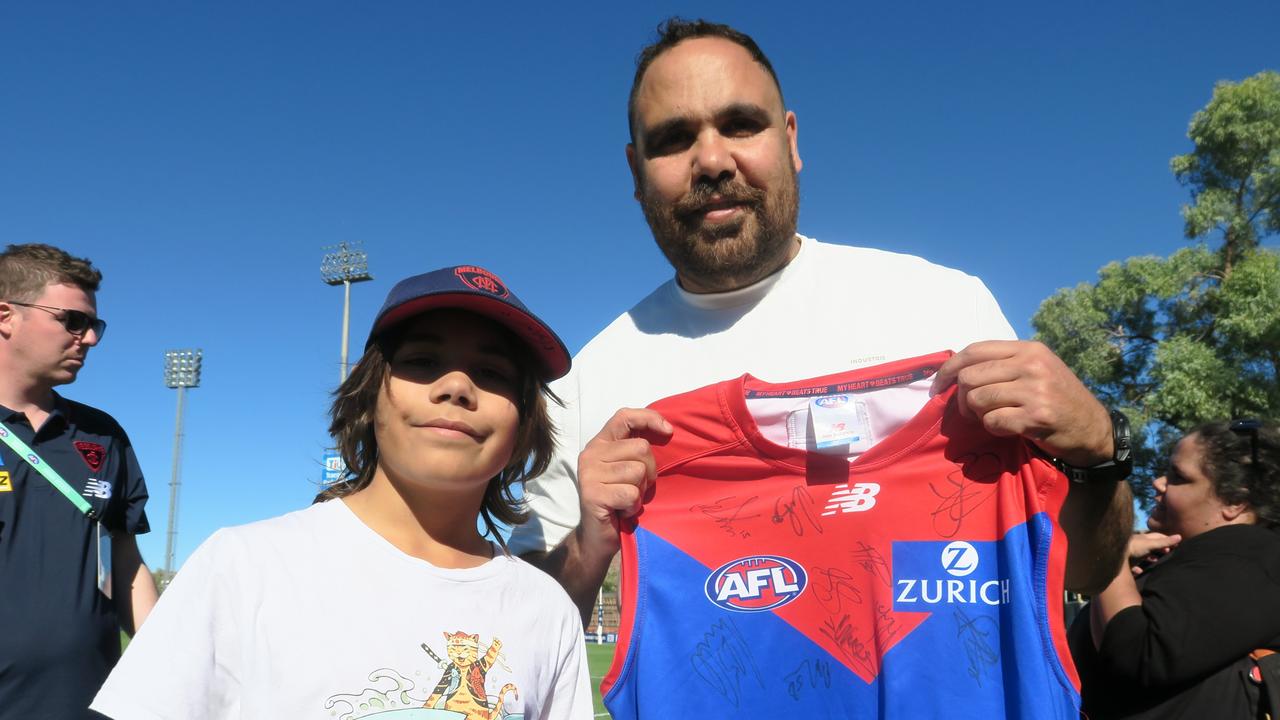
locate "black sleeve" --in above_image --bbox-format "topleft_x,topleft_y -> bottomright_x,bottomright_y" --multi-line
1097,547 -> 1280,687
111,428 -> 150,536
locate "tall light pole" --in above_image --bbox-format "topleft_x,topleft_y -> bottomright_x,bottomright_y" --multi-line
320,242 -> 373,382
163,349 -> 202,580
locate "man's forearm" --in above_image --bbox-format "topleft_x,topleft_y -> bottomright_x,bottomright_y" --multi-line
522,528 -> 616,628
125,560 -> 160,633
111,535 -> 160,635
1061,479 -> 1134,594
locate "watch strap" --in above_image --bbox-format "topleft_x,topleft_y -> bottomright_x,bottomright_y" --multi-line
1057,410 -> 1133,483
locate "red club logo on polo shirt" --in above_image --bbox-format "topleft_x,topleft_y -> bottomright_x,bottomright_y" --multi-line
74,441 -> 106,472
455,266 -> 510,298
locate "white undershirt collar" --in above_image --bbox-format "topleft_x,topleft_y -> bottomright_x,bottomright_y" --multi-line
674,234 -> 811,311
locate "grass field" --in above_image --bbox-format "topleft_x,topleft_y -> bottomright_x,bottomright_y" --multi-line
586,641 -> 615,718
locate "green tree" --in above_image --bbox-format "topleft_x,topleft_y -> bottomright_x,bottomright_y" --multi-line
1172,71 -> 1280,271
1034,71 -> 1280,502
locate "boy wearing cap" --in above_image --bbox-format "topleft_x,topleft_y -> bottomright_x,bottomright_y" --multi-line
92,266 -> 591,719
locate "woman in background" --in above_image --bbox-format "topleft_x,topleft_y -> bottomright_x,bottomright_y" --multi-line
1070,419 -> 1280,718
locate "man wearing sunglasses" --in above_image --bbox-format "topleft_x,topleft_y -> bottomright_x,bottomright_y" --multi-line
0,243 -> 158,720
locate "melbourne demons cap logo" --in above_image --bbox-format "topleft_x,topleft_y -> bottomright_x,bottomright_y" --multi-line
705,555 -> 807,612
454,266 -> 510,298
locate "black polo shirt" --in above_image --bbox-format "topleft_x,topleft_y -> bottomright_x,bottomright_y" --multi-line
0,394 -> 150,720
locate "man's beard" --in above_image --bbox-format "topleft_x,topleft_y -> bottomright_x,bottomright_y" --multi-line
640,167 -> 799,293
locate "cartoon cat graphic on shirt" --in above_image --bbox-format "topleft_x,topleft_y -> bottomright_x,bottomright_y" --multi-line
425,631 -> 518,720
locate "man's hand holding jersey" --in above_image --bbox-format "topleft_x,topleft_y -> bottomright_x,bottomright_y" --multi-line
537,408 -> 673,625
933,339 -> 1133,593
575,408 -> 673,562
932,340 -> 1114,466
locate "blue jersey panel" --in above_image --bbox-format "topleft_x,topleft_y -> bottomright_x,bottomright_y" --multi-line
608,518 -> 1080,719
605,529 -> 875,718
882,514 -> 1079,718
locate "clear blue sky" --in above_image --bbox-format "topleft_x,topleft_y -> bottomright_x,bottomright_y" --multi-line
2,1 -> 1276,570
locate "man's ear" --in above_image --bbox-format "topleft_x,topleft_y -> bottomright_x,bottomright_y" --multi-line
625,143 -> 642,200
785,110 -> 802,173
0,302 -> 15,337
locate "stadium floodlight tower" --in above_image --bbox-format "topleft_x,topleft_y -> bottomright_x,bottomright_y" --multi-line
163,349 -> 202,581
320,242 -> 373,382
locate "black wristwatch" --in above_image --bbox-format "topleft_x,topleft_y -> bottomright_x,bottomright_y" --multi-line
1057,410 -> 1133,483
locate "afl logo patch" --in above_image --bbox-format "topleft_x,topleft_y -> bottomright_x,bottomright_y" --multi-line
705,555 -> 807,612
814,395 -> 849,409
454,266 -> 510,298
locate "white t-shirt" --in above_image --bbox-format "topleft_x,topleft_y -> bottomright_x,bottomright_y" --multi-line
92,499 -> 591,720
508,235 -> 1017,556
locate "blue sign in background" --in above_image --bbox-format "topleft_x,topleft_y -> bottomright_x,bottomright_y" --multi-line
322,452 -> 345,483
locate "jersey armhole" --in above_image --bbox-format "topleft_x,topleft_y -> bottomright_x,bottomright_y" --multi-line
601,519 -> 641,702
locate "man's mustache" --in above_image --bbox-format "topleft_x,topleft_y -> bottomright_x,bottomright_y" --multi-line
674,180 -> 765,222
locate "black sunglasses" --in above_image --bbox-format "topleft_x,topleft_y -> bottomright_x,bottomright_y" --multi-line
1230,418 -> 1263,466
6,301 -> 108,339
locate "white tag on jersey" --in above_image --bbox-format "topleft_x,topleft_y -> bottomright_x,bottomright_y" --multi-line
810,395 -> 873,451
785,410 -> 807,449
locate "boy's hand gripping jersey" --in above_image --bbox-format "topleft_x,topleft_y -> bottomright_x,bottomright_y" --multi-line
601,352 -> 1081,719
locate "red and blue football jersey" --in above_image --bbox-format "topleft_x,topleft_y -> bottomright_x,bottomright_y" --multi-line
601,352 -> 1080,719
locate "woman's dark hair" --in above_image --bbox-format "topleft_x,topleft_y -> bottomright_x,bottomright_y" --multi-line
315,319 -> 558,552
1192,419 -> 1280,528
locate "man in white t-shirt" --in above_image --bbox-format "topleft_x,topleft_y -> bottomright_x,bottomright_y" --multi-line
509,18 -> 1133,622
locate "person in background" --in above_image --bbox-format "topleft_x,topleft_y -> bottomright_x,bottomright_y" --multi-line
0,243 -> 158,720
1070,419 -> 1280,718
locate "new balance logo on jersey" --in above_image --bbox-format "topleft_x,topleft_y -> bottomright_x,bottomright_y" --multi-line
822,482 -> 880,516
892,540 -> 1010,608
82,479 -> 112,499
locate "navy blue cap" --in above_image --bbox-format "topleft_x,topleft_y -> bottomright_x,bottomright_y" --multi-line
367,265 -> 570,381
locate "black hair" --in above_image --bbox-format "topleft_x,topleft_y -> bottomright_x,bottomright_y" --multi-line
627,17 -> 784,144
1191,419 -> 1280,528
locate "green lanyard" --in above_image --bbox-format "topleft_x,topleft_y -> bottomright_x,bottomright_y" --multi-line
0,419 -> 96,518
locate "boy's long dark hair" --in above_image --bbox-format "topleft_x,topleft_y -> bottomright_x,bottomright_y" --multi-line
315,323 -> 558,551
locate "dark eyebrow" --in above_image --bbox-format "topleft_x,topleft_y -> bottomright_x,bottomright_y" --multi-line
398,332 -> 515,363
640,102 -> 775,154
399,330 -> 444,346
716,102 -> 772,127
641,116 -> 695,152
